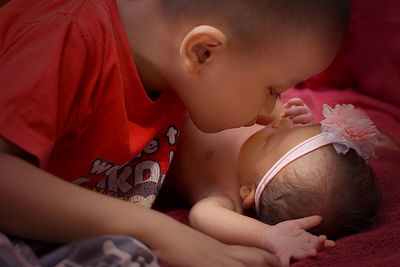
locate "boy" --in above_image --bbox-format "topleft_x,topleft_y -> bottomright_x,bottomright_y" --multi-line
0,0 -> 350,266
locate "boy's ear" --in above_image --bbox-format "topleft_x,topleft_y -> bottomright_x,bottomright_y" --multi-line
180,25 -> 227,74
239,184 -> 256,210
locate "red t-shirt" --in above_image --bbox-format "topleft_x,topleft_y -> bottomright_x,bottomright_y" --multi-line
0,0 -> 186,207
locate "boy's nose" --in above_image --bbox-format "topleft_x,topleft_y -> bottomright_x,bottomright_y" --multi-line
263,95 -> 277,114
256,97 -> 277,124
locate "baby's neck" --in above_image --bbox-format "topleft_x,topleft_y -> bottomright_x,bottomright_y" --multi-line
189,126 -> 264,213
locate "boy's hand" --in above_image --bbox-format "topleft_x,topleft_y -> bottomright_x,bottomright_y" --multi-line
281,98 -> 314,125
260,215 -> 335,267
155,227 -> 282,267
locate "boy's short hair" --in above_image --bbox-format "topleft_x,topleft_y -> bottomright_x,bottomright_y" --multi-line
257,146 -> 380,239
160,0 -> 351,48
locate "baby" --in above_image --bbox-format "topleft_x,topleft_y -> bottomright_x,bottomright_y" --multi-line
239,104 -> 381,240
163,100 -> 381,266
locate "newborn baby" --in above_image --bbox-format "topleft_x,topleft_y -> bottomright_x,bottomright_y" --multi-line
238,105 -> 380,239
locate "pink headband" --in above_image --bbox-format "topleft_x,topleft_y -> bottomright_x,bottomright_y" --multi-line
254,133 -> 331,213
254,104 -> 379,214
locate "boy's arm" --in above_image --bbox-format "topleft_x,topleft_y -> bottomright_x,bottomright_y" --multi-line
190,193 -> 334,267
0,137 -> 281,267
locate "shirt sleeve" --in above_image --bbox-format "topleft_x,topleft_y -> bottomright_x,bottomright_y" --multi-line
0,13 -> 90,167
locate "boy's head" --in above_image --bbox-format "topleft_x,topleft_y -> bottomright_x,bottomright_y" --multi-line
237,120 -> 380,239
157,0 -> 351,132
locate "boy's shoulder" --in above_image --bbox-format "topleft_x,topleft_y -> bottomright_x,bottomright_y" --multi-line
1,0 -> 114,28
1,0 -> 121,52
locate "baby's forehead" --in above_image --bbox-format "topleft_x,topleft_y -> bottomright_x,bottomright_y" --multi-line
277,124 -> 321,145
255,124 -> 323,176
289,142 -> 333,171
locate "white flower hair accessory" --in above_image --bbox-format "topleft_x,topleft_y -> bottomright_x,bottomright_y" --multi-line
321,104 -> 380,160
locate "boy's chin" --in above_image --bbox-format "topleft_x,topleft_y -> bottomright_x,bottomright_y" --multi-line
191,119 -> 229,133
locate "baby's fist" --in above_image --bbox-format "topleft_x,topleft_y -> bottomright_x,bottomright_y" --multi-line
281,98 -> 314,125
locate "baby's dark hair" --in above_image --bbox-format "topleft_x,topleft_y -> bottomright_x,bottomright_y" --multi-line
160,0 -> 351,49
257,145 -> 380,240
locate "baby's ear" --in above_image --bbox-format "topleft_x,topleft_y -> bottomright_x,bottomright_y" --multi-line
239,184 -> 256,210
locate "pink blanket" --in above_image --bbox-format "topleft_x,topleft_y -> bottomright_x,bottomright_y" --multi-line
165,0 -> 400,265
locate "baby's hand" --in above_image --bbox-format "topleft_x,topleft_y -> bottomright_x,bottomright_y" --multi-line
261,215 -> 335,267
281,98 -> 314,126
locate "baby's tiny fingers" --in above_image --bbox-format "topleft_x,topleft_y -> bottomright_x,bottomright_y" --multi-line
324,239 -> 336,248
282,106 -> 308,117
304,235 -> 324,252
284,98 -> 305,108
314,236 -> 327,251
292,114 -> 314,125
292,248 -> 317,260
277,254 -> 290,267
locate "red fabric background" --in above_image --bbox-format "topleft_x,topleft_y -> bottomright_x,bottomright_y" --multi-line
304,0 -> 400,108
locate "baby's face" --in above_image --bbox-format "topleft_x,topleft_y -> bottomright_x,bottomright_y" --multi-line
237,120 -> 321,186
183,34 -> 340,133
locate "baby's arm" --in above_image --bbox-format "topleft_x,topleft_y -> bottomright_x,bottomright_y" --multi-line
190,193 -> 334,267
189,193 -> 265,248
0,137 -> 281,267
